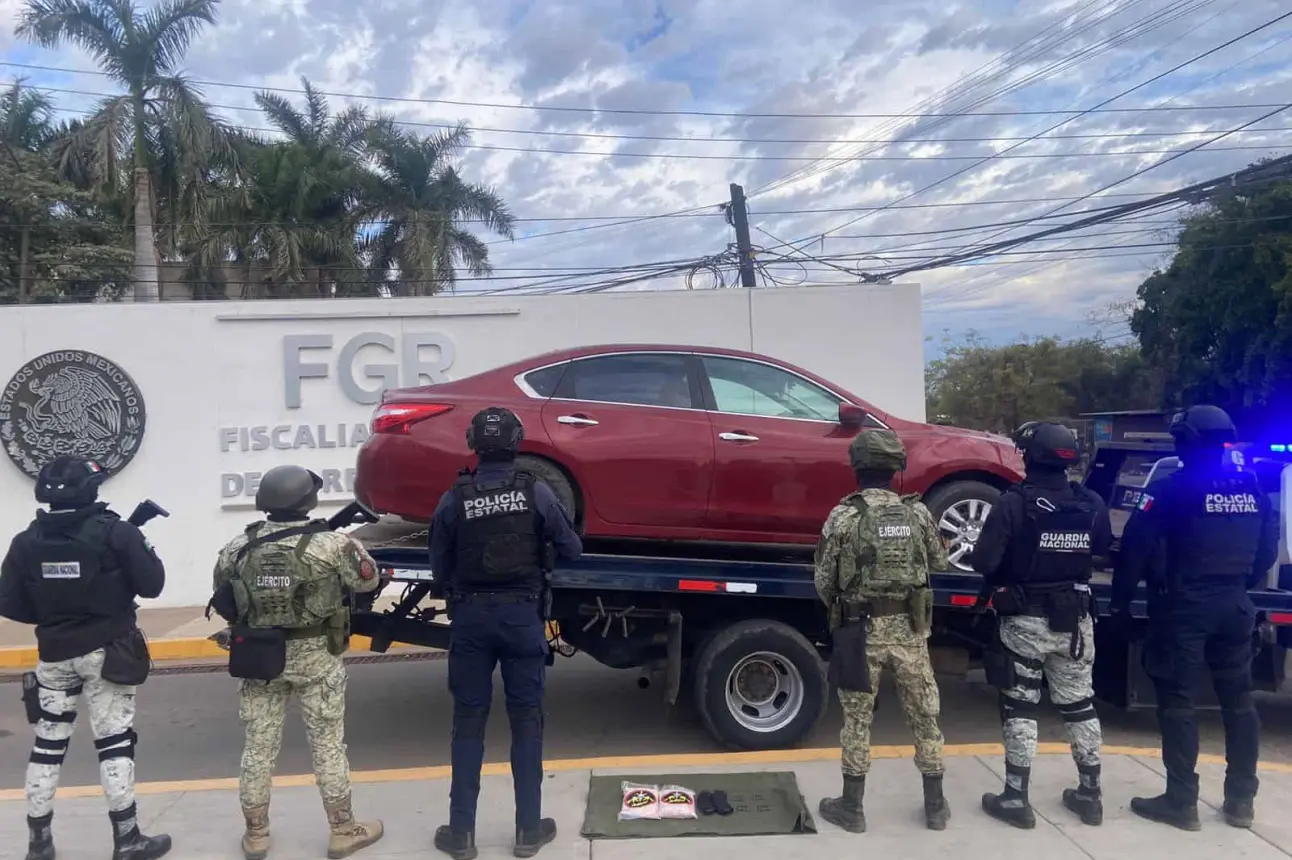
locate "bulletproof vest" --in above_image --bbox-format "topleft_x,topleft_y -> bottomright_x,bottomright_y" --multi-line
1005,482 -> 1097,587
233,521 -> 344,629
1163,471 -> 1264,586
847,493 -> 927,596
22,505 -> 128,626
453,470 -> 543,592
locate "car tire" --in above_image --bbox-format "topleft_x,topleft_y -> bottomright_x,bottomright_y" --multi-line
921,480 -> 1001,571
692,619 -> 828,751
515,455 -> 579,523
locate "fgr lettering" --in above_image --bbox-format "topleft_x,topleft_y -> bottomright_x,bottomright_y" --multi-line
878,524 -> 912,538
283,332 -> 456,408
1038,531 -> 1091,552
1205,492 -> 1259,514
463,490 -> 530,520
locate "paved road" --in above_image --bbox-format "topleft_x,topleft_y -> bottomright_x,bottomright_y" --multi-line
4,654 -> 1292,789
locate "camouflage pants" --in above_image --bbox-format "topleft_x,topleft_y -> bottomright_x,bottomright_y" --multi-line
838,636 -> 945,777
998,614 -> 1102,790
27,650 -> 139,827
238,637 -> 350,809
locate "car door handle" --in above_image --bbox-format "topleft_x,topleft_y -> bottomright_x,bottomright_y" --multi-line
557,415 -> 599,426
719,431 -> 759,442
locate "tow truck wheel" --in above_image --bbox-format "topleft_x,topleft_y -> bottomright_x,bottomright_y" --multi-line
692,619 -> 828,751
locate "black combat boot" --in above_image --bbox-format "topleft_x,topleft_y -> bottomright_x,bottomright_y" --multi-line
922,774 -> 950,830
819,775 -> 867,833
110,827 -> 172,860
1130,794 -> 1201,831
1223,797 -> 1254,828
26,814 -> 54,860
514,819 -> 557,858
433,826 -> 477,860
1062,763 -> 1103,826
982,764 -> 1036,829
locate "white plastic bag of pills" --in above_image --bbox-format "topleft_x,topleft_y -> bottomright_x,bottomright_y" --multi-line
658,785 -> 698,819
618,782 -> 661,821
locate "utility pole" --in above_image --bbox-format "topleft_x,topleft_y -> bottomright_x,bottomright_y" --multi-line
727,182 -> 758,288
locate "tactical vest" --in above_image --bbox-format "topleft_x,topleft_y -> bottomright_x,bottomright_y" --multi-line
847,493 -> 928,596
1164,471 -> 1264,586
1006,482 -> 1096,587
453,470 -> 543,592
233,521 -> 344,629
22,506 -> 128,626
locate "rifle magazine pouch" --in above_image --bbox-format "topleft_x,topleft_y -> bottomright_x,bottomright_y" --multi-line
829,622 -> 872,693
326,610 -> 351,657
982,647 -> 1017,690
101,628 -> 152,686
21,672 -> 40,725
228,624 -> 287,682
1045,589 -> 1082,635
908,588 -> 934,636
207,580 -> 240,624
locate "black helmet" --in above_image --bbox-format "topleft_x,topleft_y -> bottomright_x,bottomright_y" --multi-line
1169,404 -> 1236,448
466,406 -> 524,455
35,456 -> 106,508
255,465 -> 323,515
1015,421 -> 1080,470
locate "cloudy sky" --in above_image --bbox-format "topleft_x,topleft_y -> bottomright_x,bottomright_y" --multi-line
3,0 -> 1290,355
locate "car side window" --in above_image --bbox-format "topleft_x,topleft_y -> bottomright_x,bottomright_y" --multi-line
564,354 -> 695,408
521,363 -> 567,398
701,356 -> 840,421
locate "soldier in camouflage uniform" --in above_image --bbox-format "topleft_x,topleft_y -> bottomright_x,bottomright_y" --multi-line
814,429 -> 950,833
0,456 -> 171,860
211,465 -> 384,860
970,422 -> 1112,829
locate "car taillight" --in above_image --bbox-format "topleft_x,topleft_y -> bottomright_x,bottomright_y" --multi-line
371,402 -> 453,435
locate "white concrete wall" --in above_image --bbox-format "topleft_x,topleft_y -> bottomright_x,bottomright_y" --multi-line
0,283 -> 924,607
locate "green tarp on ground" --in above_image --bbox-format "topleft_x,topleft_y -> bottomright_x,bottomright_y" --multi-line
580,771 -> 817,839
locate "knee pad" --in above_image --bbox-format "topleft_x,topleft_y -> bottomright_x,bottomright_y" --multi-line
94,729 -> 138,763
452,706 -> 488,740
507,706 -> 543,737
29,735 -> 70,767
999,692 -> 1039,724
1056,696 -> 1099,724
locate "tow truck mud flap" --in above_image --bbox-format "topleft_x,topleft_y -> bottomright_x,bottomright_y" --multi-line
665,612 -> 682,706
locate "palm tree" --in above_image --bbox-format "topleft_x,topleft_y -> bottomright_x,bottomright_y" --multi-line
17,0 -> 230,301
365,124 -> 515,296
0,80 -> 57,302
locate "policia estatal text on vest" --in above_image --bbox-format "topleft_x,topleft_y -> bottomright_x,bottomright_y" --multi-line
0,456 -> 170,860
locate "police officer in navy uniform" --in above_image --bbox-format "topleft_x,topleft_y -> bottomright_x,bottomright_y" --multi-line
0,456 -> 170,860
430,407 -> 582,860
1112,405 -> 1278,831
971,422 -> 1112,828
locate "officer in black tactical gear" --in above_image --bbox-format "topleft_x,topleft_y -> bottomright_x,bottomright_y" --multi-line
429,407 -> 582,860
0,456 -> 170,860
1112,405 -> 1278,831
970,422 -> 1112,829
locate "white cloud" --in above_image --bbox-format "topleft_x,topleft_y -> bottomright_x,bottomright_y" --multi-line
4,0 -> 1291,346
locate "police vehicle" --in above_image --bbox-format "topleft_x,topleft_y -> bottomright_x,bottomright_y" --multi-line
348,419 -> 1292,752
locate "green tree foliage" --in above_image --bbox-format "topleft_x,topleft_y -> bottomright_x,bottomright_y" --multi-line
7,0 -> 514,303
925,332 -> 1161,433
1131,163 -> 1292,434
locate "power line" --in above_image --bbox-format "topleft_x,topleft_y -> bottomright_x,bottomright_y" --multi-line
772,9 -> 1292,258
751,0 -> 1233,198
18,81 -> 1292,147
1,59 -> 1285,119
17,82 -> 1287,164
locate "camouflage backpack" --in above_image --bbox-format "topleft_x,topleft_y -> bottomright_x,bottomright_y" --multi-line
231,522 -> 344,629
847,493 -> 928,594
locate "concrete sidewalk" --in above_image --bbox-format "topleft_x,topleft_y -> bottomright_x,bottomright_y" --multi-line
3,750 -> 1291,860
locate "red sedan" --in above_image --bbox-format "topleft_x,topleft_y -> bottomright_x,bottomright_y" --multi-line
354,344 -> 1024,570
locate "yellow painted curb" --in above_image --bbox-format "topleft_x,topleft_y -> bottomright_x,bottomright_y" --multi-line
0,636 -> 416,671
4,742 -> 1290,803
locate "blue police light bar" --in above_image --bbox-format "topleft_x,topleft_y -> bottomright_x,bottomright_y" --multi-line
1272,444 -> 1288,453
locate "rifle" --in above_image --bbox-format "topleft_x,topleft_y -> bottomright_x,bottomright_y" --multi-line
326,499 -> 380,531
127,499 -> 170,528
